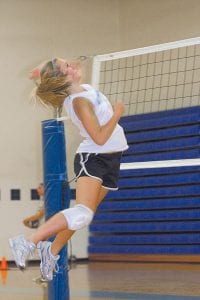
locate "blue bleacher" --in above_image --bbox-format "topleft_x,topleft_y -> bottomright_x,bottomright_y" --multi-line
89,106 -> 200,259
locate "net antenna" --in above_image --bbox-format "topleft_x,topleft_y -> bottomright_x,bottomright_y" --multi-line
53,106 -> 62,118
92,37 -> 200,116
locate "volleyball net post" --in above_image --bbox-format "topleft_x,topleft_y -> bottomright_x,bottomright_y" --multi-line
42,109 -> 70,300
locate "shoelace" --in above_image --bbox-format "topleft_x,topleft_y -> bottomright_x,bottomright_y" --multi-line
17,238 -> 35,259
27,242 -> 35,259
54,260 -> 59,273
47,244 -> 59,274
43,257 -> 59,278
42,245 -> 60,276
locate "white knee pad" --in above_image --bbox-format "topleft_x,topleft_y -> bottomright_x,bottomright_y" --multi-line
61,204 -> 94,230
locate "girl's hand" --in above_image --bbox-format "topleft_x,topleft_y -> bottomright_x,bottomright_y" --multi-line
113,101 -> 125,119
29,61 -> 47,80
29,67 -> 41,80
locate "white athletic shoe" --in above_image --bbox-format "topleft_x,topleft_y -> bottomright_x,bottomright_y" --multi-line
9,235 -> 36,269
37,241 -> 60,281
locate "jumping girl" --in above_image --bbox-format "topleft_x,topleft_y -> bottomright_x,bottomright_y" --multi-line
9,58 -> 128,281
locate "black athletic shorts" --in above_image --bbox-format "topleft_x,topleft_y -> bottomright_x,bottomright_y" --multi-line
74,152 -> 122,190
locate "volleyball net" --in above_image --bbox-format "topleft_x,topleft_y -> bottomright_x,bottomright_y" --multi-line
89,38 -> 200,260
91,37 -> 200,169
92,37 -> 200,116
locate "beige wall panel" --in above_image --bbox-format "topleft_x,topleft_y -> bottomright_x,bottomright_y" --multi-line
119,0 -> 200,49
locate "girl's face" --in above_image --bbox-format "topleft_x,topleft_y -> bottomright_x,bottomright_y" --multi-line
57,58 -> 82,83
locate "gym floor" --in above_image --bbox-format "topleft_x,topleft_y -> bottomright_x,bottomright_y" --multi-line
0,261 -> 200,300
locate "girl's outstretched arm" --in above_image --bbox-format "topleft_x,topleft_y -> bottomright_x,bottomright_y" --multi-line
73,97 -> 124,145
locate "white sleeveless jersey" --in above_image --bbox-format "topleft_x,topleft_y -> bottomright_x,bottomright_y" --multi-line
64,84 -> 128,153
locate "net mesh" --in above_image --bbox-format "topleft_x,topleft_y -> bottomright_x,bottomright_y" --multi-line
95,41 -> 200,116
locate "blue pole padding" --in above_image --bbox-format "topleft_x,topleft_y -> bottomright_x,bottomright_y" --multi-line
42,119 -> 70,300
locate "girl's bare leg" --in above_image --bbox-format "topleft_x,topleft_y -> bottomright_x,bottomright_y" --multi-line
50,177 -> 108,256
28,212 -> 68,245
75,177 -> 108,211
28,177 -> 108,251
50,229 -> 75,256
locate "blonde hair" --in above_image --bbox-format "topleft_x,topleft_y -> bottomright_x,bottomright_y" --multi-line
35,59 -> 71,109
